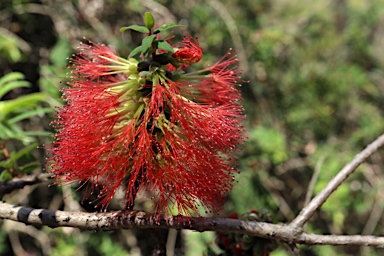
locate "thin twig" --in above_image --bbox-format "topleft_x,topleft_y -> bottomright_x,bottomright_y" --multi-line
0,173 -> 51,196
78,0 -> 116,45
0,142 -> 15,173
290,134 -> 384,229
208,0 -> 249,74
4,220 -> 52,256
303,154 -> 326,207
166,229 -> 178,256
361,165 -> 384,236
1,202 -> 384,247
287,243 -> 301,256
362,191 -> 384,236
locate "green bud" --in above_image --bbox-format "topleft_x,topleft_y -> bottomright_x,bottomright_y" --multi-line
144,12 -> 155,30
128,58 -> 139,64
129,74 -> 139,80
128,64 -> 138,73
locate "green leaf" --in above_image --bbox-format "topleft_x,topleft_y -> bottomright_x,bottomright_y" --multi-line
0,123 -> 17,140
144,12 -> 155,30
0,72 -> 24,87
0,93 -> 47,119
154,23 -> 185,34
17,162 -> 40,174
0,170 -> 12,182
157,41 -> 175,53
6,143 -> 38,168
0,160 -> 12,169
50,37 -> 72,66
8,108 -> 53,124
250,126 -> 288,164
120,25 -> 149,34
39,65 -> 65,101
0,35 -> 23,63
22,131 -> 52,137
0,72 -> 30,99
141,35 -> 156,55
0,81 -> 30,100
128,45 -> 143,58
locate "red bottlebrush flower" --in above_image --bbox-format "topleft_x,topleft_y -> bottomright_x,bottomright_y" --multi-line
172,36 -> 203,65
51,33 -> 244,216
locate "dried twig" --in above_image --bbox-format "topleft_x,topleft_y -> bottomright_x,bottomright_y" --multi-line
303,154 -> 326,207
290,134 -> 384,229
166,229 -> 178,256
208,0 -> 249,75
0,173 -> 51,196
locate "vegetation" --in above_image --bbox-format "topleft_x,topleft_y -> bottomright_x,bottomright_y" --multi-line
1,0 -> 384,255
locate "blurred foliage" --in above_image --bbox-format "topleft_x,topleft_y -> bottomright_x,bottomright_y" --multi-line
0,34 -> 23,63
1,0 -> 384,255
0,72 -> 51,182
0,72 -> 51,143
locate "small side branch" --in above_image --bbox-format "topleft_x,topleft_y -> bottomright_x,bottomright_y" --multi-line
0,202 -> 384,247
290,134 -> 384,229
0,173 -> 52,196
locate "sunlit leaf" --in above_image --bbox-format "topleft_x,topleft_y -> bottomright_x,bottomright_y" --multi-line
0,72 -> 30,99
120,25 -> 149,34
22,131 -> 52,136
0,170 -> 12,182
157,41 -> 175,53
128,45 -> 143,58
144,12 -> 155,30
141,35 -> 156,55
0,93 -> 47,119
154,23 -> 184,34
7,143 -> 38,167
50,37 -> 72,66
17,162 -> 40,174
8,108 -> 53,124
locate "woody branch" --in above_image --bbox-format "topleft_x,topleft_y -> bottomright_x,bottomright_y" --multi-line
0,134 -> 384,247
0,202 -> 384,247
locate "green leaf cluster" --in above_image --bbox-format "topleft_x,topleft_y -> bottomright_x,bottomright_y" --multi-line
0,72 -> 52,182
0,34 -> 23,63
120,12 -> 183,58
0,72 -> 51,143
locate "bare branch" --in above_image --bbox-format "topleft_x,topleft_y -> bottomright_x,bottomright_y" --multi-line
303,154 -> 326,207
1,202 -> 384,247
208,0 -> 249,75
166,229 -> 178,256
290,134 -> 384,229
1,136 -> 383,249
0,173 -> 51,196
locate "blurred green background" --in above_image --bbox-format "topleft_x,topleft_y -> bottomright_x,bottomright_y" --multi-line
1,0 -> 384,255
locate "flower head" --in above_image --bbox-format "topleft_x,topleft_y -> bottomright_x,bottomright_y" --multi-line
172,36 -> 203,65
50,14 -> 245,216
